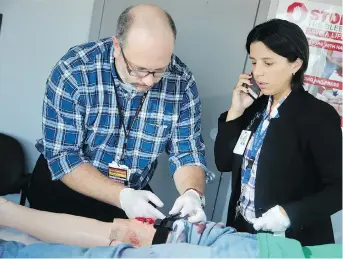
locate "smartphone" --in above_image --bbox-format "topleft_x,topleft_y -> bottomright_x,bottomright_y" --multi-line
244,73 -> 261,100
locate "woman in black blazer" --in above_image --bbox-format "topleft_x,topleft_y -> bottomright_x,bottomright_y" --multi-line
214,18 -> 342,246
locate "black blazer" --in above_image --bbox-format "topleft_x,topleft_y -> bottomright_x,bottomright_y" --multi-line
214,89 -> 342,246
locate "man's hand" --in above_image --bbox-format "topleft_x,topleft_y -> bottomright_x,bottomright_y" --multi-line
169,189 -> 206,223
119,188 -> 166,219
252,205 -> 291,233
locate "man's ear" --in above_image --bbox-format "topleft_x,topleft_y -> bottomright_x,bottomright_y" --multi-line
293,58 -> 303,74
112,36 -> 121,58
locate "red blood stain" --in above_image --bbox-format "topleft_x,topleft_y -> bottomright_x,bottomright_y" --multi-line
195,223 -> 206,234
135,217 -> 145,222
146,218 -> 155,224
128,232 -> 140,247
134,217 -> 155,224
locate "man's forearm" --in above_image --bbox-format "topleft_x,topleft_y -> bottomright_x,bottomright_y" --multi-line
61,163 -> 125,208
173,165 -> 205,195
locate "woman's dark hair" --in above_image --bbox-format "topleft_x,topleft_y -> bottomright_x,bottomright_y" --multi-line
246,18 -> 309,90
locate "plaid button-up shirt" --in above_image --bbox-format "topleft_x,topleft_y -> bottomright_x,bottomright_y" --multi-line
36,38 -> 214,189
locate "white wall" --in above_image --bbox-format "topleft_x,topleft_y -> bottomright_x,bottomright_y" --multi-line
0,0 -> 95,171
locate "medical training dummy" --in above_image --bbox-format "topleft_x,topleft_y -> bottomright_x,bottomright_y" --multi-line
0,197 -> 342,258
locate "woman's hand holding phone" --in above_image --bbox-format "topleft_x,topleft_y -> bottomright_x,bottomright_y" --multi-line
226,73 -> 261,122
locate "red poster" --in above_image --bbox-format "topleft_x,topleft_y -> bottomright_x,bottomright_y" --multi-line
276,1 -> 342,126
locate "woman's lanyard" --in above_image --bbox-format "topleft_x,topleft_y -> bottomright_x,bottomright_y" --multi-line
235,93 -> 291,220
235,106 -> 270,219
246,109 -> 269,169
114,87 -> 148,162
247,92 -> 290,165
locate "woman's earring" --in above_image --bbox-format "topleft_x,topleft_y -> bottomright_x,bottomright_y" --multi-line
292,72 -> 295,76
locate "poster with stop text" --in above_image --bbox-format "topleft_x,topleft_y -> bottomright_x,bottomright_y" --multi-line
275,1 -> 342,126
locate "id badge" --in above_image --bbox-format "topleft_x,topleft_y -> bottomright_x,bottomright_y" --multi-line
108,162 -> 130,186
233,130 -> 252,155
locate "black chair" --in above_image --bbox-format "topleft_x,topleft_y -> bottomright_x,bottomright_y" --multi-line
0,133 -> 31,205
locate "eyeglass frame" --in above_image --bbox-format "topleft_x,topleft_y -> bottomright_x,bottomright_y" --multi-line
120,45 -> 172,78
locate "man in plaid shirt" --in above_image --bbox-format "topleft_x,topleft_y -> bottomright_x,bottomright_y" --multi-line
28,4 -> 214,223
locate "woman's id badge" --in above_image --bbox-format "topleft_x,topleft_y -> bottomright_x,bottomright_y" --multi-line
233,130 -> 251,155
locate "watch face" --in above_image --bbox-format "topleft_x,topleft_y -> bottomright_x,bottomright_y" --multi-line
201,195 -> 206,207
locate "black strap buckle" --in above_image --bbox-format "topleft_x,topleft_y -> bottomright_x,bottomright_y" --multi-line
246,157 -> 255,169
154,213 -> 183,230
152,213 -> 183,244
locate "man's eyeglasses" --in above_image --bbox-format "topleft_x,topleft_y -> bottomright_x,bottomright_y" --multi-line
120,46 -> 171,78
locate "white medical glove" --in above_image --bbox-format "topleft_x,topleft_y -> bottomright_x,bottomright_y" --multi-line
119,188 -> 166,219
169,189 -> 206,223
252,205 -> 291,233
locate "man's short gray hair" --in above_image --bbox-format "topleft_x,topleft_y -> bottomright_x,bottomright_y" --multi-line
116,5 -> 177,47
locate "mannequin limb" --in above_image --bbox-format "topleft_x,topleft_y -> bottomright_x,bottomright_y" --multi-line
0,197 -> 8,206
108,218 -> 157,247
0,197 -> 157,247
0,197 -> 113,247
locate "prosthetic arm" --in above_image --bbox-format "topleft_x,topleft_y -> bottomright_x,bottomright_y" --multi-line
0,197 -> 113,247
0,197 -> 160,248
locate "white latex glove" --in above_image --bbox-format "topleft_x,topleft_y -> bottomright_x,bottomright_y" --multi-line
252,205 -> 291,233
119,188 -> 166,219
169,189 -> 206,223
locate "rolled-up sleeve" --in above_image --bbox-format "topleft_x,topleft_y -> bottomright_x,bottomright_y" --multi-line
41,61 -> 87,180
167,78 -> 215,183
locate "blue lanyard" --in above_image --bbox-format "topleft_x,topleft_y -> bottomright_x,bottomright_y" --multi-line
240,93 -> 290,196
241,109 -> 269,184
248,109 -> 269,159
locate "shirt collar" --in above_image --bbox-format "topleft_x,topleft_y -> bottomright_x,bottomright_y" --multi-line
110,45 -> 120,84
110,44 -> 139,97
265,91 -> 292,119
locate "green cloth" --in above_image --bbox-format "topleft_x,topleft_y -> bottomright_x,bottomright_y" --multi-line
258,233 -> 342,258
